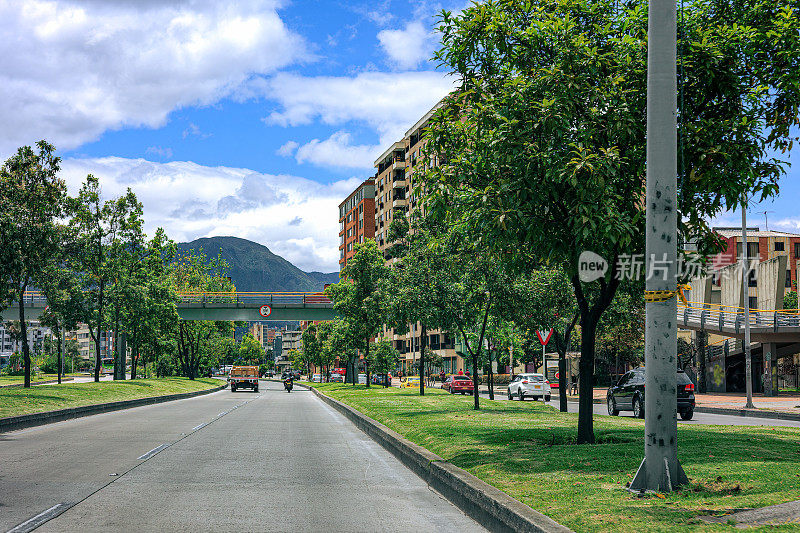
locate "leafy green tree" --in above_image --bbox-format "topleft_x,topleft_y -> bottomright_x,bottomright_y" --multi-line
0,141 -> 67,387
428,0 -> 800,442
326,240 -> 388,387
170,249 -> 235,379
371,339 -> 400,387
785,290 -> 798,311
240,333 -> 265,365
319,319 -> 347,381
288,349 -> 304,371
302,324 -> 322,373
69,175 -> 143,382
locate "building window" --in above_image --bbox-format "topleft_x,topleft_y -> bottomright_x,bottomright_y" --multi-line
786,271 -> 792,288
775,241 -> 785,252
736,242 -> 759,258
359,220 -> 363,228
795,243 -> 800,259
749,296 -> 758,309
748,268 -> 757,287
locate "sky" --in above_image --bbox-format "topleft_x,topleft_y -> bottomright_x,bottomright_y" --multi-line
0,0 -> 797,273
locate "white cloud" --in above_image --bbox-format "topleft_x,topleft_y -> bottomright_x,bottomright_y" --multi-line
276,140 -> 299,157
245,70 -> 454,144
145,146 -> 173,159
377,21 -> 436,70
774,218 -> 800,231
293,131 -> 380,170
59,157 -> 360,272
0,0 -> 307,155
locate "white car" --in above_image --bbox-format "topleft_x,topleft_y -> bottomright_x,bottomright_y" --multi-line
508,373 -> 551,401
311,374 -> 323,383
357,373 -> 367,384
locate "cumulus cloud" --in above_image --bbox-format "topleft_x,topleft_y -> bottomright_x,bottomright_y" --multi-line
59,157 -> 360,272
0,0 -> 307,155
145,146 -> 173,159
774,218 -> 800,231
292,131 -> 380,170
377,21 -> 437,70
245,71 -> 454,143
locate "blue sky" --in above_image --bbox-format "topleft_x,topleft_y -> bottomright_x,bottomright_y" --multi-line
0,0 -> 797,272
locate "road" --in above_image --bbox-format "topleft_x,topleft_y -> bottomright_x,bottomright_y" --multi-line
1,381 -> 484,533
473,390 -> 800,428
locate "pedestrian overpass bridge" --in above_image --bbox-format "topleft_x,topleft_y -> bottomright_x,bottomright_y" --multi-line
1,291 -> 337,322
677,300 -> 800,343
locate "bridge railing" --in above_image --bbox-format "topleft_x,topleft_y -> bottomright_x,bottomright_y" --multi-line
678,300 -> 800,331
176,292 -> 332,306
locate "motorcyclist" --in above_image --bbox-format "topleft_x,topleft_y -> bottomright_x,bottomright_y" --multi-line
283,373 -> 294,392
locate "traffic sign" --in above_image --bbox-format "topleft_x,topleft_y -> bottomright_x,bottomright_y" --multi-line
536,328 -> 553,346
259,305 -> 272,318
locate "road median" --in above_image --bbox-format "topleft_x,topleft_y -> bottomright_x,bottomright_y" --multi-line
0,378 -> 226,432
309,384 -> 572,533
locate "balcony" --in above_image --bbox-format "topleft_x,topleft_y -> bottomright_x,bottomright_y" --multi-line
392,159 -> 406,170
392,199 -> 406,208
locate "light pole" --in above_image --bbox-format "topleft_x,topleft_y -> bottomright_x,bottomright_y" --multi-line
741,196 -> 755,408
630,0 -> 687,492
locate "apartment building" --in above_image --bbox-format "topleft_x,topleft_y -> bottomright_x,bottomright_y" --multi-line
371,101 -> 463,375
248,322 -> 264,346
710,227 -> 800,307
338,179 -> 376,274
0,321 -> 50,366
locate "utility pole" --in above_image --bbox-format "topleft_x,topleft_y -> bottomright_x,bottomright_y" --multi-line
630,0 -> 687,492
742,199 -> 755,408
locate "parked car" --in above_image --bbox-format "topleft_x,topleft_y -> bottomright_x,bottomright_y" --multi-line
507,373 -> 551,401
311,373 -> 323,383
443,375 -> 474,395
371,373 -> 391,385
329,373 -> 344,383
606,367 -> 696,420
357,373 -> 367,384
400,376 -> 420,389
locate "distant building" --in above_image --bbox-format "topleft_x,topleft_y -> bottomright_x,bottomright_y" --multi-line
338,178 -> 376,274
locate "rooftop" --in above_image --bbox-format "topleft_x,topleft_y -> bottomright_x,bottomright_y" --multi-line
714,227 -> 800,239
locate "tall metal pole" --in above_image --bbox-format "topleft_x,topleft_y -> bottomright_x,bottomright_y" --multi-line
741,198 -> 755,408
630,0 -> 687,492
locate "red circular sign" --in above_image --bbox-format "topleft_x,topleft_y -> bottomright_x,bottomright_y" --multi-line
259,305 -> 272,318
555,371 -> 560,379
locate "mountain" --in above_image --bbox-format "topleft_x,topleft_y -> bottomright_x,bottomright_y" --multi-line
176,236 -> 339,293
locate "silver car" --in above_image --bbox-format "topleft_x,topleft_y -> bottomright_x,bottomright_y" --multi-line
508,373 -> 551,401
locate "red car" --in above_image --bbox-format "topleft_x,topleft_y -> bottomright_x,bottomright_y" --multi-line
444,375 -> 474,395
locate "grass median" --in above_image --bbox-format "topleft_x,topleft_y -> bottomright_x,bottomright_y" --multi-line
311,383 -> 800,532
0,373 -> 84,387
0,377 -> 224,418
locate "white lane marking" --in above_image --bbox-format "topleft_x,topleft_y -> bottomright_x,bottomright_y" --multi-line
137,443 -> 170,460
191,423 -> 206,431
7,503 -> 71,533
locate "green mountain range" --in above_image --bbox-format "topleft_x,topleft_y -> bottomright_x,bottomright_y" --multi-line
176,236 -> 339,292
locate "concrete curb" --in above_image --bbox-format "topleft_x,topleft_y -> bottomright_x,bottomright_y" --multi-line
309,386 -> 573,533
0,377 -> 75,389
0,382 -> 227,433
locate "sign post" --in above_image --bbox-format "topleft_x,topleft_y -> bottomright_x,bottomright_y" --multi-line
536,329 -> 553,381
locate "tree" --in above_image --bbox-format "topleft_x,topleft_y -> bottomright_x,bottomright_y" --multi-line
0,142 -> 67,387
69,175 -> 143,382
302,324 -> 322,374
38,264 -> 83,384
428,0 -> 800,442
320,319 -> 349,381
240,334 -> 265,365
326,240 -> 388,388
170,249 -> 235,379
372,339 -> 400,387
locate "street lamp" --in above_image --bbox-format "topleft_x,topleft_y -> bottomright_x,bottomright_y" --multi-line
741,195 -> 755,408
630,0 -> 688,493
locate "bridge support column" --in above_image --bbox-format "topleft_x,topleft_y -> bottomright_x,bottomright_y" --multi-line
762,342 -> 778,396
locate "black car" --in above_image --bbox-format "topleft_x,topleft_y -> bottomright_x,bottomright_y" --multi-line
606,367 -> 696,420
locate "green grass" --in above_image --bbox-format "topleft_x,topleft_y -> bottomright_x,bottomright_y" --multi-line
311,383 -> 800,532
0,373 -> 83,386
0,377 -> 224,418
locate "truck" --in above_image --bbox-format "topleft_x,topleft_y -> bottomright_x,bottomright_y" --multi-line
229,366 -> 259,392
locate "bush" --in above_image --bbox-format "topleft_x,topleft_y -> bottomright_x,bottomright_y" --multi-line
479,374 -> 511,385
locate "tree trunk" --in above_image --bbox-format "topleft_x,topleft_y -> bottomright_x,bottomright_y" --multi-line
419,323 -> 426,396
364,337 -> 371,388
488,349 -> 494,400
131,342 -> 139,380
558,353 -> 567,412
577,315 -> 597,444
18,288 -> 31,388
57,327 -> 63,385
94,281 -> 104,383
113,312 -> 121,380
696,331 -> 707,393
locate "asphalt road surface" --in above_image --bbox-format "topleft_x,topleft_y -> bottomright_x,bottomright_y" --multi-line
2,381 -> 485,533
475,389 -> 800,427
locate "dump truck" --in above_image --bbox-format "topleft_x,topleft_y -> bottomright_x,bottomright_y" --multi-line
229,365 -> 259,392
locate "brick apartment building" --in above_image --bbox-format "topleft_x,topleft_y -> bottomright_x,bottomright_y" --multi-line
338,179 -> 376,273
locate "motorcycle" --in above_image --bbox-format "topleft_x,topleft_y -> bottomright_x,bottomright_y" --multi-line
284,378 -> 293,393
